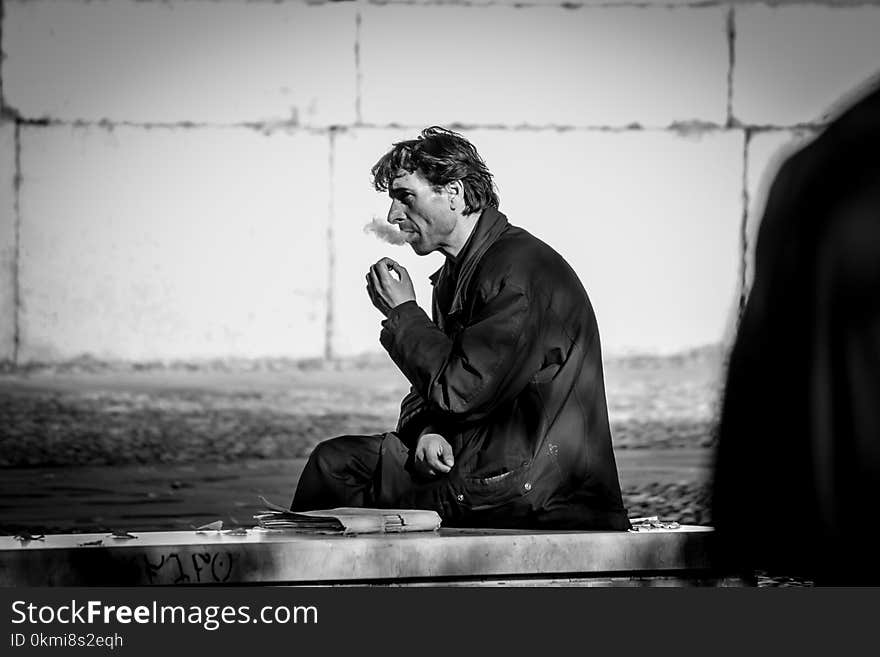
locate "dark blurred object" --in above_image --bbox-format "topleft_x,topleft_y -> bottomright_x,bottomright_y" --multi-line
712,84 -> 880,585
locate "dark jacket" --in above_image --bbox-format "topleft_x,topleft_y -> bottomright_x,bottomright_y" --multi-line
712,85 -> 880,583
379,207 -> 629,530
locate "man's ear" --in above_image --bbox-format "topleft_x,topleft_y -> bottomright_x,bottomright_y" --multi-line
444,180 -> 464,207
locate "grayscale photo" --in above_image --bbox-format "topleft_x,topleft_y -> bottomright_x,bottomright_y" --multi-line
1,0 -> 879,596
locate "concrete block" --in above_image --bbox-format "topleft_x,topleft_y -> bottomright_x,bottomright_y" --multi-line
17,125 -> 330,363
3,0 -> 357,125
744,129 -> 818,295
734,5 -> 880,126
332,129 -> 446,357
334,126 -> 743,357
0,526 -> 717,586
360,5 -> 729,127
475,128 -> 743,356
0,122 -> 16,363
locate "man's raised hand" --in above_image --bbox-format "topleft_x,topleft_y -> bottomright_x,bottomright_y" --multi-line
365,257 -> 416,317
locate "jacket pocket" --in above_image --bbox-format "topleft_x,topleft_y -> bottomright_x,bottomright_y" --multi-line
462,460 -> 531,511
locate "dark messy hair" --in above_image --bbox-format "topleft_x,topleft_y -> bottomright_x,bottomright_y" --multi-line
371,126 -> 499,214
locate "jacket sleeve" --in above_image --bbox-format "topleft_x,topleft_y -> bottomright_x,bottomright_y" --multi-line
380,281 -> 544,425
395,387 -> 435,447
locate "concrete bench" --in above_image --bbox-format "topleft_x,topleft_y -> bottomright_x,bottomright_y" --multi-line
0,526 -> 745,586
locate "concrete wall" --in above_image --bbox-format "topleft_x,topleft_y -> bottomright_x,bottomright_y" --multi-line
1,0 -> 879,364
17,126 -> 330,362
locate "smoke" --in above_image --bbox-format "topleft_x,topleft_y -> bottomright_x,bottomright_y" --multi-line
363,216 -> 409,245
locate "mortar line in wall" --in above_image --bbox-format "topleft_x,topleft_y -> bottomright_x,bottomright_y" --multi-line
355,9 -> 363,125
324,129 -> 336,362
347,122 -> 829,133
364,1 -> 727,8
725,5 -> 736,127
12,120 -> 22,365
6,118 -> 829,133
366,0 -> 880,6
738,128 -> 752,320
0,0 -> 6,116
10,118 -> 344,135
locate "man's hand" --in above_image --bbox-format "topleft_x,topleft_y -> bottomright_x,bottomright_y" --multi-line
366,258 -> 416,317
413,433 -> 455,478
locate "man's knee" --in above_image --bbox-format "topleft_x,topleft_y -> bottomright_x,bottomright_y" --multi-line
306,437 -> 347,471
305,434 -> 382,473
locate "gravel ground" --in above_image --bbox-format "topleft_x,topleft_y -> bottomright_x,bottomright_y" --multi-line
0,390 -> 717,467
0,351 -> 724,467
622,481 -> 711,526
0,390 -> 387,467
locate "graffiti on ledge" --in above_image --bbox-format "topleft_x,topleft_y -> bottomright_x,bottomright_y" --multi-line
143,550 -> 236,584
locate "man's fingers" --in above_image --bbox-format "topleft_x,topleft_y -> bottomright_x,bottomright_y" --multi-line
384,259 -> 405,275
374,257 -> 398,270
440,443 -> 455,468
372,258 -> 408,284
369,268 -> 383,293
415,435 -> 454,477
372,262 -> 394,285
427,449 -> 452,474
385,260 -> 411,284
413,449 -> 437,478
415,445 -> 447,476
389,261 -> 411,283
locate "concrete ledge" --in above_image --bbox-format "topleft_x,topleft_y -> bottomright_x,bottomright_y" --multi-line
0,527 -> 732,586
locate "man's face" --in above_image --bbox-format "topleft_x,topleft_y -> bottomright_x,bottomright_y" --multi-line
387,169 -> 457,256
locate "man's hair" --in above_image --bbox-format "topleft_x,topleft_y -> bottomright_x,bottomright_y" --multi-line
371,126 -> 499,215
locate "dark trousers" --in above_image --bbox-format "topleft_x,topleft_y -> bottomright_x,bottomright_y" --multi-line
291,434 -> 408,511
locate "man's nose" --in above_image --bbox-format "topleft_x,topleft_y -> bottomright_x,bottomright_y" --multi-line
387,200 -> 405,225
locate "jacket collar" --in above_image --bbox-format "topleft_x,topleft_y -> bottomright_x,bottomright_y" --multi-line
428,206 -> 509,316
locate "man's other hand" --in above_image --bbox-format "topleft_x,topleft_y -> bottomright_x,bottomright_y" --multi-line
413,433 -> 454,477
366,258 -> 416,317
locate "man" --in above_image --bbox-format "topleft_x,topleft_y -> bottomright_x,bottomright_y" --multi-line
292,127 -> 629,530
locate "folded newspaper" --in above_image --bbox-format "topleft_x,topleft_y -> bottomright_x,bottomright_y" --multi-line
254,497 -> 442,535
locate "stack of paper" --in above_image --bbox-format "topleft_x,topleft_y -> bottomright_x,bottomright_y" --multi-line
254,498 -> 441,535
